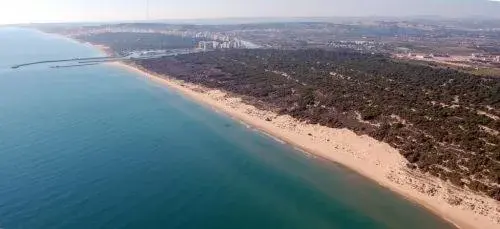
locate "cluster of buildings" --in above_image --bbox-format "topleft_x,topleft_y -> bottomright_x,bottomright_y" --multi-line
195,32 -> 261,49
327,40 -> 379,51
396,51 -> 500,69
405,53 -> 450,59
198,40 -> 246,50
470,53 -> 500,63
194,32 -> 234,42
64,26 -> 259,51
405,52 -> 500,63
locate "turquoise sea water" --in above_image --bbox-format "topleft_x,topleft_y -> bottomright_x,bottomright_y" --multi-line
0,28 -> 455,229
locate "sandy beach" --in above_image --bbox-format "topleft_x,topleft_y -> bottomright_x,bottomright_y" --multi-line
108,59 -> 500,229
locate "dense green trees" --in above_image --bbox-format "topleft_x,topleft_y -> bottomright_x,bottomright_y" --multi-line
136,49 -> 500,200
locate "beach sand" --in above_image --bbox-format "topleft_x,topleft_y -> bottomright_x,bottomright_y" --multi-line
110,60 -> 500,229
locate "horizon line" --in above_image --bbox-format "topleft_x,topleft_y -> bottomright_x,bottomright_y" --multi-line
2,14 -> 500,26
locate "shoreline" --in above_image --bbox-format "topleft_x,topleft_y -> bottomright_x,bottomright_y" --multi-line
112,60 -> 500,229
66,34 -> 499,228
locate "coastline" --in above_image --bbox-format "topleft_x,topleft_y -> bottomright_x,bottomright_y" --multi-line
69,34 -> 500,228
112,60 -> 500,229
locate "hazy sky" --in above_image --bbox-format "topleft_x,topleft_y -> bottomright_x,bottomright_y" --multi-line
1,0 -> 500,24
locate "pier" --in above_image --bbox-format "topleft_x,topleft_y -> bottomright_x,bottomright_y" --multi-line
10,49 -> 203,70
11,56 -> 125,69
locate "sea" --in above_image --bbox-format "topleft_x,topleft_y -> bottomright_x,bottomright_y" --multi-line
0,28 -> 455,229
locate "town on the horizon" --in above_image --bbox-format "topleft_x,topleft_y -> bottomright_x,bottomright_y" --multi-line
32,17 -> 500,77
